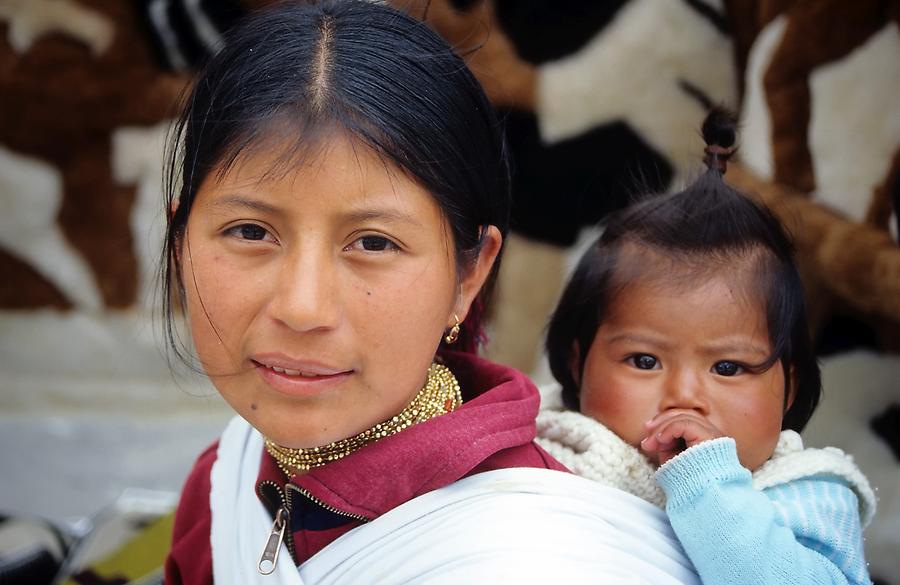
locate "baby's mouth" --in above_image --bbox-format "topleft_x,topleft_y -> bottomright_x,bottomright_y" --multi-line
674,437 -> 688,453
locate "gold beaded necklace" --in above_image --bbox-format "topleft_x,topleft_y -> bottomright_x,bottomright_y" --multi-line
264,362 -> 461,476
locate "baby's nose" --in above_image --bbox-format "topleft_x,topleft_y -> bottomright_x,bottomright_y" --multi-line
660,370 -> 710,413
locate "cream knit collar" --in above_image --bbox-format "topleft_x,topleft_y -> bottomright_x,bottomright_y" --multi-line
535,386 -> 875,526
536,407 -> 666,507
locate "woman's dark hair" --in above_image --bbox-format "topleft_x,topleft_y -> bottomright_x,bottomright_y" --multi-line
545,108 -> 821,432
162,0 -> 511,359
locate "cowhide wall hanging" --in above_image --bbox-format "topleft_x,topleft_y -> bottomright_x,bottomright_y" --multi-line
0,0 -> 205,409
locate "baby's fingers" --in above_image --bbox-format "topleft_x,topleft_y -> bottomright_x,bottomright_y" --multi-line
641,433 -> 685,466
644,409 -> 708,435
656,442 -> 687,466
642,415 -> 724,466
640,433 -> 661,453
655,417 -> 722,449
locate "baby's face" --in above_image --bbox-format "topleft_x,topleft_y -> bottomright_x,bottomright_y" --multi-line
579,275 -> 788,471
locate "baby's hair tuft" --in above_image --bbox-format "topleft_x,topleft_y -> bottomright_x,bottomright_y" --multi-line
701,106 -> 737,174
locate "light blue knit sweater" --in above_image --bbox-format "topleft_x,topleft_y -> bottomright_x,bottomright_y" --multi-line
656,437 -> 871,585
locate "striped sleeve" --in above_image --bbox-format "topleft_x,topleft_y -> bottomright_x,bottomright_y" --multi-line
764,478 -> 870,585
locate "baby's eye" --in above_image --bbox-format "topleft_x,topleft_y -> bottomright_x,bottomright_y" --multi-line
225,223 -> 275,242
346,235 -> 400,253
628,354 -> 659,370
713,361 -> 743,376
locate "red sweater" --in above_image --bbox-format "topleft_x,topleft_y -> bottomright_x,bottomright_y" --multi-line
164,352 -> 567,585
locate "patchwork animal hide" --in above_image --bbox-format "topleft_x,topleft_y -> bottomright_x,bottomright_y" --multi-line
731,0 -> 900,348
0,0 -> 186,310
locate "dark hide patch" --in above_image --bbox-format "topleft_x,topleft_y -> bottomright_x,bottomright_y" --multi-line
871,403 -> 900,463
136,0 -> 246,71
0,250 -> 72,309
764,0 -> 890,192
683,0 -> 730,34
493,0 -> 629,64
816,313 -> 880,356
448,0 -> 480,11
722,0 -> 795,97
503,109 -> 672,247
58,143 -> 138,308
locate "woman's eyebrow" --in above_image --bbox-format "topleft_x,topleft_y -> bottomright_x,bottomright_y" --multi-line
341,207 -> 424,226
212,194 -> 283,214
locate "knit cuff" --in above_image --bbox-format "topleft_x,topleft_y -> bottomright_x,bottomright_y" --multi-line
655,437 -> 749,509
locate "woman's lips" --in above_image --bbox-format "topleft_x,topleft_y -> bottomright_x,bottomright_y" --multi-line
251,357 -> 353,397
259,363 -> 338,377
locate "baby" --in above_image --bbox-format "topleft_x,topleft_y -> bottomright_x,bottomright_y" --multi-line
538,109 -> 876,585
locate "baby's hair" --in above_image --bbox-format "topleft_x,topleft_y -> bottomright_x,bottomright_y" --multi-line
161,1 -> 511,359
546,107 -> 821,432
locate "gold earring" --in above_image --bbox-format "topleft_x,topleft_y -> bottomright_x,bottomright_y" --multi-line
444,314 -> 461,344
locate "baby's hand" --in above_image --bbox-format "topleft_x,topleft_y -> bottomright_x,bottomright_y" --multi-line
640,410 -> 725,466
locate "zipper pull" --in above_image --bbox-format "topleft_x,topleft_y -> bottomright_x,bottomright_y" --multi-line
258,507 -> 287,575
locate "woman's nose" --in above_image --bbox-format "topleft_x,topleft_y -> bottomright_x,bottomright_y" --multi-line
266,248 -> 341,332
659,367 -> 710,413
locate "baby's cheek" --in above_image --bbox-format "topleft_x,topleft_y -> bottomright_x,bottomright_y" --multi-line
736,412 -> 784,470
738,433 -> 780,471
581,389 -> 647,445
579,385 -> 613,419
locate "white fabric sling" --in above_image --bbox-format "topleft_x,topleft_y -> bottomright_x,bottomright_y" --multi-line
211,416 -> 305,585
211,415 -> 700,585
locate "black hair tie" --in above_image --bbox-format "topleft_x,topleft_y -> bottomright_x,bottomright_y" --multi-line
703,144 -> 734,174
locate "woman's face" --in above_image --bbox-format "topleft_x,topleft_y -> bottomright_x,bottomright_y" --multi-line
179,134 -> 500,448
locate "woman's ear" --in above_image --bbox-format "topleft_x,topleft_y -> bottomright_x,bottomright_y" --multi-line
452,225 -> 502,322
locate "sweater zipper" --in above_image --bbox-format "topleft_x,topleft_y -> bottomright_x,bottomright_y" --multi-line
256,480 -> 369,574
257,480 -> 297,575
258,506 -> 287,575
285,482 -> 371,523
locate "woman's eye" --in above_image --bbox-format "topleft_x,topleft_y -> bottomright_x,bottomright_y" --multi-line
347,235 -> 400,252
225,223 -> 273,242
713,361 -> 743,376
629,354 -> 658,370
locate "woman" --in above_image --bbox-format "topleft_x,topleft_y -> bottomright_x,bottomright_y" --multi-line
162,2 -> 699,583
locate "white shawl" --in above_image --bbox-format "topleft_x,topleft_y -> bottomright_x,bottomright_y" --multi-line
210,415 -> 700,584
